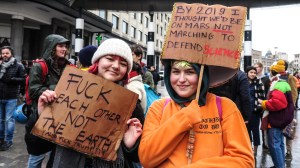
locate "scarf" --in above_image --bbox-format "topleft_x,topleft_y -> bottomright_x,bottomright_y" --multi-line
269,72 -> 287,92
0,57 -> 15,79
249,78 -> 265,112
129,71 -> 139,79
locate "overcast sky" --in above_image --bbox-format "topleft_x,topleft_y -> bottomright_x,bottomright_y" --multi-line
163,4 -> 299,60
250,4 -> 300,61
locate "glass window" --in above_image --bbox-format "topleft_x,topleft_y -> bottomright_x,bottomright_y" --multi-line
156,24 -> 159,34
160,41 -> 163,48
131,26 -> 136,38
161,13 -> 163,22
139,30 -> 142,41
99,10 -> 106,19
145,17 -> 149,28
122,21 -> 128,34
140,13 -> 143,24
133,13 -> 137,19
112,14 -> 119,29
160,26 -> 163,36
156,39 -> 158,47
144,34 -> 148,43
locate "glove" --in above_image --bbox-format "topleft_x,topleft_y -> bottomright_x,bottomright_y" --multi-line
182,100 -> 202,125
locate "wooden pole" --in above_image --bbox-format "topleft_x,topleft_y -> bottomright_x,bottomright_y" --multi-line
187,65 -> 204,164
195,65 -> 205,102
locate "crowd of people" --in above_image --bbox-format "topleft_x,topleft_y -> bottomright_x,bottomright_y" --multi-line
0,34 -> 299,168
211,60 -> 299,168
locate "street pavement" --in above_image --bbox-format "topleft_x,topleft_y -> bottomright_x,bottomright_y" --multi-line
1,81 -> 300,167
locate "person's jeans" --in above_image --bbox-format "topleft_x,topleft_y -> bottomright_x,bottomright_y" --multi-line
0,99 -> 17,143
27,153 -> 47,168
268,128 -> 285,168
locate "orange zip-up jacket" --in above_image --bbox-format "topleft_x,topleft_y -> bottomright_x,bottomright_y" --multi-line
139,93 -> 254,168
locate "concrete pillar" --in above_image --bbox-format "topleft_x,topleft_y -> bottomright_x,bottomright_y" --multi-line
39,25 -> 52,57
10,15 -> 24,62
243,8 -> 252,72
147,12 -> 154,66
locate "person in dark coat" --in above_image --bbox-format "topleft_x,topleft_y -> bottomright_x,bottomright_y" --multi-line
210,69 -> 251,124
234,70 -> 251,123
0,46 -> 25,151
149,66 -> 160,92
246,66 -> 265,157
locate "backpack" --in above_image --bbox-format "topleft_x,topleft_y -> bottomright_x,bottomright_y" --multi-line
144,84 -> 160,114
268,91 -> 295,129
25,59 -> 48,105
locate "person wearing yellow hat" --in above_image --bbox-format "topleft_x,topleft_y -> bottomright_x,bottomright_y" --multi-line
269,59 -> 286,73
258,59 -> 294,168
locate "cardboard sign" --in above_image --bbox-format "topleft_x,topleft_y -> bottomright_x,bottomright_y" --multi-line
161,3 -> 247,69
32,66 -> 139,161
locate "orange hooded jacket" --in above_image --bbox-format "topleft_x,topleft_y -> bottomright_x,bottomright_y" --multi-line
139,93 -> 254,168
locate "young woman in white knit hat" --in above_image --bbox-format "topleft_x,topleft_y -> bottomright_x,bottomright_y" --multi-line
36,38 -> 144,168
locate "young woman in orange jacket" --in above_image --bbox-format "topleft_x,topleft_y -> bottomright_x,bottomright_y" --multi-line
139,60 -> 254,168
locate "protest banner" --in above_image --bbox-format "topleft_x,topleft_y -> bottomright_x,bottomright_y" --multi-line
161,3 -> 247,69
31,66 -> 139,161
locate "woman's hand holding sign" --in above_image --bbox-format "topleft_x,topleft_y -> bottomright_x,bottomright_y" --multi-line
38,90 -> 57,115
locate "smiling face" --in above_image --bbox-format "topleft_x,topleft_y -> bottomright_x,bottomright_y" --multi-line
247,69 -> 257,80
170,61 -> 199,98
97,55 -> 128,82
54,43 -> 68,58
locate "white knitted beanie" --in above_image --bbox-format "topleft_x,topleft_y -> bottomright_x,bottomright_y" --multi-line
91,38 -> 133,73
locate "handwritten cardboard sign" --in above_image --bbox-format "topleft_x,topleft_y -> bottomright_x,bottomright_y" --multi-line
32,66 -> 139,161
161,3 -> 247,69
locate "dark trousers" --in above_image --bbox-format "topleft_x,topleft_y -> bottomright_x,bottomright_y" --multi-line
248,112 -> 261,146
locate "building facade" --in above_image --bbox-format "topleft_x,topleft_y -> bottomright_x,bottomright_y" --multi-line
261,56 -> 275,75
89,10 -> 171,70
0,0 -> 112,61
294,54 -> 300,70
252,49 -> 262,65
276,52 -> 288,61
240,48 -> 275,74
249,49 -> 274,75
